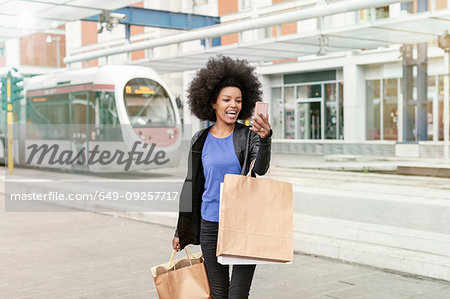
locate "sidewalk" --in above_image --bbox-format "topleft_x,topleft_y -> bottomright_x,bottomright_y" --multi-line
271,153 -> 450,177
3,162 -> 450,282
1,196 -> 450,299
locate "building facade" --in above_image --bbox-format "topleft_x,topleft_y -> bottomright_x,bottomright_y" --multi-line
2,0 -> 449,157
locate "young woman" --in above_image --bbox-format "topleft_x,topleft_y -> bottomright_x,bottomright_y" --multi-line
172,55 -> 272,299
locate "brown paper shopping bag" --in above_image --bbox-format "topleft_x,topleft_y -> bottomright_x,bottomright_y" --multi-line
151,248 -> 210,299
217,164 -> 293,263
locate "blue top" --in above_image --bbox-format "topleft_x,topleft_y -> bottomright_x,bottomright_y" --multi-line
201,131 -> 242,222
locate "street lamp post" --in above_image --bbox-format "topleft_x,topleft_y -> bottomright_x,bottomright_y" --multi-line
46,35 -> 61,68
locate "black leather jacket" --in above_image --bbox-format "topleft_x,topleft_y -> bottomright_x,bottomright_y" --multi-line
175,122 -> 272,249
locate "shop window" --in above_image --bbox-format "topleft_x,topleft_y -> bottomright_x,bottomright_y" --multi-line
325,83 -> 337,139
271,87 -> 283,139
297,85 -> 321,99
368,76 -> 442,141
338,82 -> 344,139
284,87 -> 295,139
366,80 -> 381,140
383,79 -> 398,140
428,76 -> 437,141
275,81 -> 343,140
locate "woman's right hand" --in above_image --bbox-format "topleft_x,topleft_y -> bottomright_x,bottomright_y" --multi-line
172,237 -> 181,252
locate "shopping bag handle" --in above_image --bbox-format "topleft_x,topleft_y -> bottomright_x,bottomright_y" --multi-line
247,159 -> 271,178
168,248 -> 195,270
246,159 -> 256,177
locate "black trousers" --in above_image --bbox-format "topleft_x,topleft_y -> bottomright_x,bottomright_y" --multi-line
200,218 -> 256,299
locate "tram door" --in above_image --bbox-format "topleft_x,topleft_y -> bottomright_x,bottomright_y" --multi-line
70,92 -> 89,171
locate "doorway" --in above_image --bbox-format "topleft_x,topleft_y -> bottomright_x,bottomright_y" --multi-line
296,101 -> 321,139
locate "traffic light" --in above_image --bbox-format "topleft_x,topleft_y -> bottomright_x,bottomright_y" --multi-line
1,76 -> 7,110
11,76 -> 24,102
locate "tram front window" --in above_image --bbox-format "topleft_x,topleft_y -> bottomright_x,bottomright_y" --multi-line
124,78 -> 176,127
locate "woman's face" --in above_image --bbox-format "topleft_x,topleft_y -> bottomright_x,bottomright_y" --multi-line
212,86 -> 242,125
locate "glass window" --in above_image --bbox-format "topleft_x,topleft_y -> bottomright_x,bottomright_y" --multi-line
48,102 -> 69,139
297,102 -> 310,139
366,80 -> 381,140
325,83 -> 337,139
271,87 -> 283,139
71,93 -> 88,125
94,91 -> 122,141
360,6 -> 389,23
48,102 -> 70,125
28,100 -> 49,125
124,78 -> 175,128
297,84 -> 321,99
284,87 -> 295,139
338,82 -> 344,139
71,93 -> 89,142
383,78 -> 398,140
92,91 -> 118,125
297,86 -> 309,99
26,94 -> 70,139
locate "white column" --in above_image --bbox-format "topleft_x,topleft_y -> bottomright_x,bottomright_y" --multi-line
343,55 -> 366,141
380,79 -> 384,140
397,78 -> 403,142
433,75 -> 439,142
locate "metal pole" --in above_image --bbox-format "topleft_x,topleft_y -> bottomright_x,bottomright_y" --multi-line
6,73 -> 13,174
401,2 -> 414,142
401,44 -> 414,141
416,42 -> 428,141
416,0 -> 428,141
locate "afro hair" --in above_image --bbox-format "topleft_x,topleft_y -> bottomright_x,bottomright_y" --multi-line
186,55 -> 262,122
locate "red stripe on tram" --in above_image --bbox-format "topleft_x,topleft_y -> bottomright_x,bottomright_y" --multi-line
27,84 -> 115,97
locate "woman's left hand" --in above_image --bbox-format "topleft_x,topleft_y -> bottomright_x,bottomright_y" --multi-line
250,113 -> 271,139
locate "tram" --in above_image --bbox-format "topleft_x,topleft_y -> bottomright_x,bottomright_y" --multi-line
0,65 -> 182,172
